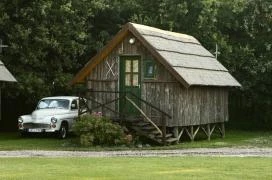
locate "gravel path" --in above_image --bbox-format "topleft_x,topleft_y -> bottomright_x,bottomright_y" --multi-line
0,148 -> 272,158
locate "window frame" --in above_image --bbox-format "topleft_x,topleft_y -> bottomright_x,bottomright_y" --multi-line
144,59 -> 156,79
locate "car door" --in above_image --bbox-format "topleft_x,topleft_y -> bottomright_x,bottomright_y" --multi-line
69,99 -> 78,129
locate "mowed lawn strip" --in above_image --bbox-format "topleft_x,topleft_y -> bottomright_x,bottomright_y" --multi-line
0,157 -> 271,180
0,130 -> 271,151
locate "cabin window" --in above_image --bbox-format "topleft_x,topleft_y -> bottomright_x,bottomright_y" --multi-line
144,60 -> 156,79
125,74 -> 131,86
124,59 -> 140,87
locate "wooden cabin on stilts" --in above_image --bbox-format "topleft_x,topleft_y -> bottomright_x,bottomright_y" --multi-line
71,22 -> 241,144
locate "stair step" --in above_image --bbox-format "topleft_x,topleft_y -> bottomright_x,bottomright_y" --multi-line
165,138 -> 178,143
150,130 -> 161,135
134,122 -> 150,127
141,126 -> 156,130
156,133 -> 173,138
124,117 -> 143,123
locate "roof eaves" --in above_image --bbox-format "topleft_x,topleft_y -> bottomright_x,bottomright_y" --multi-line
70,24 -> 130,85
0,63 -> 17,82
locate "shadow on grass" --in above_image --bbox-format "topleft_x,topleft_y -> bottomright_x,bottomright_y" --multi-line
0,129 -> 271,151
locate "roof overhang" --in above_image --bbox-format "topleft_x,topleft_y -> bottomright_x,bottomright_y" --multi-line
70,23 -> 130,85
70,22 -> 241,88
0,61 -> 17,82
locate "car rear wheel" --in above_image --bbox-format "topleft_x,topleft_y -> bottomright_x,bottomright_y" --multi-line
58,124 -> 68,139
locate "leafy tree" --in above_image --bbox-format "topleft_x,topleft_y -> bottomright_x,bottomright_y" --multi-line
0,0 -> 271,130
0,0 -> 107,103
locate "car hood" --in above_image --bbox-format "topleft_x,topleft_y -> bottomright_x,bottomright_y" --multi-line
31,109 -> 70,120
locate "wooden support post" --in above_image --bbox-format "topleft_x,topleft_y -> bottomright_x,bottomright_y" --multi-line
193,126 -> 200,139
201,124 -> 213,141
185,126 -> 193,141
219,122 -> 225,138
162,114 -> 166,145
173,127 -> 179,144
173,127 -> 178,138
207,124 -> 211,141
88,89 -> 93,114
210,124 -> 215,136
190,126 -> 194,141
77,93 -> 81,121
177,127 -> 184,141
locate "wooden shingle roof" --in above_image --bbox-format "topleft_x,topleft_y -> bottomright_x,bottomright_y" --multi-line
0,60 -> 16,82
71,22 -> 241,87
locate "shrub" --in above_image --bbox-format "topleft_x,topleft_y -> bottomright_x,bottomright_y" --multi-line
72,115 -> 126,146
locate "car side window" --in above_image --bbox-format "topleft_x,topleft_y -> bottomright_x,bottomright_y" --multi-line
71,100 -> 78,110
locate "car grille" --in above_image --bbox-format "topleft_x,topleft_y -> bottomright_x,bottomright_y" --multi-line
23,123 -> 50,129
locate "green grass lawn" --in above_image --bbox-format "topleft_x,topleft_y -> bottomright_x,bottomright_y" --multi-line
0,130 -> 271,151
0,157 -> 271,180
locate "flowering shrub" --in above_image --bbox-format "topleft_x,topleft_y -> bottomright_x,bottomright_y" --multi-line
72,115 -> 126,146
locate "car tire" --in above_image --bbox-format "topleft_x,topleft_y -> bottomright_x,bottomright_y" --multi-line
58,123 -> 68,139
19,131 -> 28,137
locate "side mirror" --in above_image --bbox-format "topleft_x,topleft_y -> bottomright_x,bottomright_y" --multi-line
71,103 -> 77,110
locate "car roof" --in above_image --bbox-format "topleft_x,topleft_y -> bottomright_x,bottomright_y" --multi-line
41,96 -> 79,101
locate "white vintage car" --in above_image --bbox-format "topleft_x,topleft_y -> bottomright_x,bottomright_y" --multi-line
18,96 -> 80,139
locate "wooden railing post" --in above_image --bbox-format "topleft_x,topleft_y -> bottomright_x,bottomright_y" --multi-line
120,92 -> 125,124
89,88 -> 93,114
101,104 -> 105,116
162,114 -> 166,145
77,92 -> 81,121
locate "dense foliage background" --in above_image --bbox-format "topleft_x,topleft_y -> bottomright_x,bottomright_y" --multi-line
0,0 -> 271,130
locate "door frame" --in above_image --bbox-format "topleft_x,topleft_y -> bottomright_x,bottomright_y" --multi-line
119,55 -> 142,115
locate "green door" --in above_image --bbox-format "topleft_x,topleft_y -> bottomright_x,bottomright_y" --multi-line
119,56 -> 141,117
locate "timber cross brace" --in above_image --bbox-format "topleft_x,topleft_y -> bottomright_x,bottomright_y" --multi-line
172,123 -> 226,142
105,57 -> 118,79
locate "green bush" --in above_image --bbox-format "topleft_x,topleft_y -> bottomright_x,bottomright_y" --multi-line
72,115 -> 126,146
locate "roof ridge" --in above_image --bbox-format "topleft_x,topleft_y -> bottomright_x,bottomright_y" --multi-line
130,22 -> 197,42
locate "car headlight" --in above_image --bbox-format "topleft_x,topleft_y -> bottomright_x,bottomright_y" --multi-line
18,117 -> 23,123
51,117 -> 57,123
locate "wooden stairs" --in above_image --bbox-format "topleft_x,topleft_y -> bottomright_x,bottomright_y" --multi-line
79,91 -> 177,145
126,119 -> 178,145
124,96 -> 178,145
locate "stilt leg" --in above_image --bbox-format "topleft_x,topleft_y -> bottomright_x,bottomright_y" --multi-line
190,126 -> 194,141
173,127 -> 179,144
178,127 -> 184,141
207,124 -> 211,141
220,122 -> 225,138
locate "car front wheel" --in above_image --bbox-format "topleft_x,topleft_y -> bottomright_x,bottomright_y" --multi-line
19,131 -> 29,137
58,124 -> 68,139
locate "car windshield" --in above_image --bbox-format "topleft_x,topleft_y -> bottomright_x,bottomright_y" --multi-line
37,99 -> 70,109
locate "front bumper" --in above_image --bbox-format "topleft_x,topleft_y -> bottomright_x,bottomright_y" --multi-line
19,122 -> 59,133
19,128 -> 57,133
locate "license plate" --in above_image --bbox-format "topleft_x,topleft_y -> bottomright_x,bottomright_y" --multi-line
28,129 -> 42,133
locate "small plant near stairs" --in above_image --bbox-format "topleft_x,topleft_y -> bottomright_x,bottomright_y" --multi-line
72,115 -> 128,146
